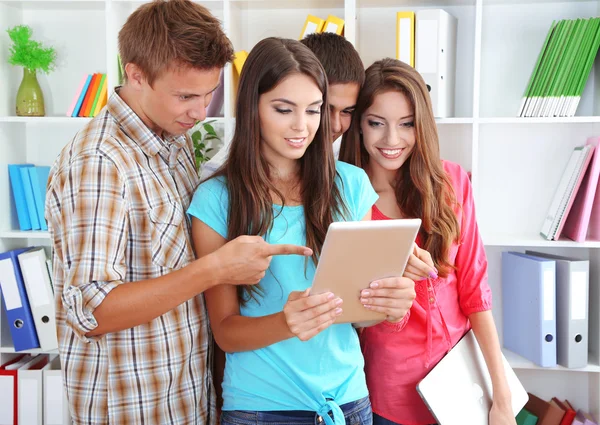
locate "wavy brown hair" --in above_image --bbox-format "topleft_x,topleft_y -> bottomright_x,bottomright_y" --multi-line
214,38 -> 347,302
340,58 -> 460,276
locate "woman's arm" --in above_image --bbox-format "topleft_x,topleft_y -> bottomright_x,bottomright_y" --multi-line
192,218 -> 342,353
470,311 -> 517,425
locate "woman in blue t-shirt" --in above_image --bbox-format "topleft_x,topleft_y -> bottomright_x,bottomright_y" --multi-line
187,38 -> 416,425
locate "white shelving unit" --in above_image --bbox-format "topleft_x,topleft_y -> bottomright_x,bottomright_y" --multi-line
1,0 -> 599,420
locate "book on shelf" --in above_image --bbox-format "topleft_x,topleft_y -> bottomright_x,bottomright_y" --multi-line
518,18 -> 600,118
299,14 -> 325,39
396,11 -> 415,67
562,137 -> 600,242
540,144 -> 595,241
67,73 -> 108,118
299,14 -> 345,39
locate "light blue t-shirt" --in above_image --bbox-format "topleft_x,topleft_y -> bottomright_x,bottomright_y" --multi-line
187,161 -> 378,415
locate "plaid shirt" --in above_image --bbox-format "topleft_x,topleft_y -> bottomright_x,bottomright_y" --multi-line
45,90 -> 216,425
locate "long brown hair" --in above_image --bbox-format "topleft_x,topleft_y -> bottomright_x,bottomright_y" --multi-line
340,58 -> 460,276
216,37 -> 347,302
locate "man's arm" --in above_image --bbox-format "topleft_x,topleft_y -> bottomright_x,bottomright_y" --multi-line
87,253 -> 219,336
88,235 -> 310,337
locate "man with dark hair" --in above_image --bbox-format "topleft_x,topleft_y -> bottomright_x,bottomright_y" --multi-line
300,32 -> 365,149
202,32 -> 365,179
46,1 -> 310,423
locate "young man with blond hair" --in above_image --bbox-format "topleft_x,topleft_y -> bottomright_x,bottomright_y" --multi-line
46,1 -> 310,423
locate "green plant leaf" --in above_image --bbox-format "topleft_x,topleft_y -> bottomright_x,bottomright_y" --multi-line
6,25 -> 57,73
203,124 -> 218,137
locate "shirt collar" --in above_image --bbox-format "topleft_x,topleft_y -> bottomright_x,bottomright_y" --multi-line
107,86 -> 186,158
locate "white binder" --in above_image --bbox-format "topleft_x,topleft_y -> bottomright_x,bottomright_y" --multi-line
415,9 -> 457,118
17,247 -> 58,351
18,355 -> 49,425
43,356 -> 72,425
526,251 -> 590,369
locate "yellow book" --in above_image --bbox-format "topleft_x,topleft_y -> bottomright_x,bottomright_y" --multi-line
322,15 -> 344,35
92,77 -> 108,117
232,50 -> 249,95
299,14 -> 325,39
396,11 -> 415,67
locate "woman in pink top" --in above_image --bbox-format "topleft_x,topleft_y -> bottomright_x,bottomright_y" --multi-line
339,58 -> 517,425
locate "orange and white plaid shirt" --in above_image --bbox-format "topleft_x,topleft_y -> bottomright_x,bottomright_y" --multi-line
46,89 -> 216,425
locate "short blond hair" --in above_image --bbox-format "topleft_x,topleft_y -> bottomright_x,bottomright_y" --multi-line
118,0 -> 233,86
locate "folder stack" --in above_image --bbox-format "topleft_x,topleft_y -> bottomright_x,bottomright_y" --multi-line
8,164 -> 51,232
502,251 -> 591,370
0,354 -> 71,425
540,144 -> 594,241
561,137 -> 600,242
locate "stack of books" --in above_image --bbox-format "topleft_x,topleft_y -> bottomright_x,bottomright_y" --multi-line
518,18 -> 600,118
66,73 -> 108,118
540,137 -> 600,242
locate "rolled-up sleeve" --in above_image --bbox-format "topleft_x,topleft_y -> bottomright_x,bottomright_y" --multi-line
47,154 -> 128,342
453,166 -> 492,316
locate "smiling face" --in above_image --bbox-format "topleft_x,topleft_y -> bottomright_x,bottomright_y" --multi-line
360,89 -> 416,173
257,72 -> 323,168
125,63 -> 221,137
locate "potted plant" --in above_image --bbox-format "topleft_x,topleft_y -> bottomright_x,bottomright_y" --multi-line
6,25 -> 57,116
190,120 -> 222,173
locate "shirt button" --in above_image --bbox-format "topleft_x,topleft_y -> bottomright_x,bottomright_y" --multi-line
427,286 -> 432,291
429,297 -> 435,304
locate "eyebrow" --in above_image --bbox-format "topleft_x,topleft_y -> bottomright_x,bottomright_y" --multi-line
330,104 -> 357,111
174,84 -> 220,97
367,113 -> 414,121
271,98 -> 323,106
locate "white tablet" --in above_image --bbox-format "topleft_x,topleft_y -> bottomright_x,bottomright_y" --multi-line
311,219 -> 421,324
416,330 -> 529,425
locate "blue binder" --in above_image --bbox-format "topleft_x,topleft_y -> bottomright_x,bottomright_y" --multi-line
20,167 -> 41,230
502,251 -> 557,367
0,247 -> 41,351
28,166 -> 51,231
7,164 -> 34,231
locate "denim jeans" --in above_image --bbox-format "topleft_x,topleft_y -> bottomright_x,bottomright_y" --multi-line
221,396 -> 372,425
372,413 -> 436,425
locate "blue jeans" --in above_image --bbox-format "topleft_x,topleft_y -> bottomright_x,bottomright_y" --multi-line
221,396 -> 372,425
372,413 -> 436,425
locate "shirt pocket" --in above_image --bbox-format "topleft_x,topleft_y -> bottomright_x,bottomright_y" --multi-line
148,200 -> 189,270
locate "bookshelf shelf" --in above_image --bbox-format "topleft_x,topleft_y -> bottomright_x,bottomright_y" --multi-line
1,0 -> 599,421
436,117 -> 474,124
0,116 -> 93,124
0,347 -> 58,354
0,230 -> 51,239
503,349 -> 600,373
479,116 -> 600,124
482,234 -> 600,248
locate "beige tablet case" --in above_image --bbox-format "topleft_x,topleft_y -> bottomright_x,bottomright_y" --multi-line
311,219 -> 421,324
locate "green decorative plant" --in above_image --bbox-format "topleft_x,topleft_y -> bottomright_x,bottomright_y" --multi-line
6,25 -> 57,116
7,25 -> 56,73
190,120 -> 221,171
